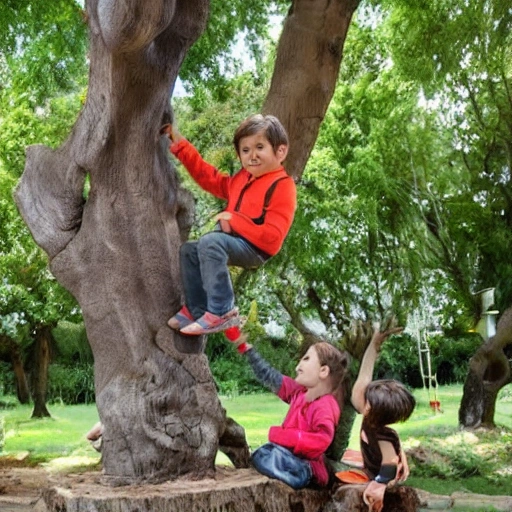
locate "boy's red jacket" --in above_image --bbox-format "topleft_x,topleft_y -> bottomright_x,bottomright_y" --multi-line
171,139 -> 296,256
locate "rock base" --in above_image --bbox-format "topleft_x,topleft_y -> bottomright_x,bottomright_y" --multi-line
3,466 -> 511,512
37,467 -> 332,512
30,467 -> 420,512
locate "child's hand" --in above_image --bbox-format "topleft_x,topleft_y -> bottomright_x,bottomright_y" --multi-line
225,330 -> 252,354
159,124 -> 183,143
397,448 -> 410,482
363,481 -> 386,512
160,124 -> 172,138
371,324 -> 404,351
236,333 -> 252,352
214,212 -> 232,233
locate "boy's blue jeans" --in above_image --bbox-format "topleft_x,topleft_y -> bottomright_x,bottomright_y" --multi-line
251,442 -> 313,490
180,230 -> 268,319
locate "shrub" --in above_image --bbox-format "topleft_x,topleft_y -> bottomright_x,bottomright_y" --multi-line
375,333 -> 423,387
52,321 -> 93,365
0,416 -> 4,452
373,332 -> 484,388
206,325 -> 300,395
0,361 -> 16,396
430,333 -> 483,385
0,395 -> 17,409
47,363 -> 95,404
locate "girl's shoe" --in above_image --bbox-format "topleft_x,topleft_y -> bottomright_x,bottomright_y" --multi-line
180,309 -> 239,335
167,305 -> 194,330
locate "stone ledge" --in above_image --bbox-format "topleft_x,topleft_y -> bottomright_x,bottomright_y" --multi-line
417,489 -> 512,511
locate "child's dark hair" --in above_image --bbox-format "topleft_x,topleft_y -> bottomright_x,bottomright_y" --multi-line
313,342 -> 351,410
364,379 -> 416,428
233,114 -> 289,155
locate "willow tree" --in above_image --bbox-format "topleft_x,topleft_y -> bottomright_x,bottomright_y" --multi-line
14,0 -> 360,483
378,0 -> 512,426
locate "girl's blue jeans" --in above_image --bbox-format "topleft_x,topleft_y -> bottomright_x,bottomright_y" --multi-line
251,442 -> 313,490
180,230 -> 268,319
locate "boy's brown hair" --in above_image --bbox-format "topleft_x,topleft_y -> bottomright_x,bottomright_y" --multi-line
233,114 -> 289,155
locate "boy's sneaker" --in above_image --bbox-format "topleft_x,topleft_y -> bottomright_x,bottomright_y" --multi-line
180,308 -> 239,336
167,305 -> 194,330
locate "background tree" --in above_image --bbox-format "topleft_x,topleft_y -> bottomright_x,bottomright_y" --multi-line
459,306 -> 512,428
0,0 -> 88,173
175,0 -> 512,438
0,1 -> 87,417
265,0 -> 512,429
376,0 -> 512,426
262,0 -> 361,177
0,169 -> 81,417
246,0 -> 512,428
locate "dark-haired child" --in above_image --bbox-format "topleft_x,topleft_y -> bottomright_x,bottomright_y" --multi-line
349,326 -> 416,512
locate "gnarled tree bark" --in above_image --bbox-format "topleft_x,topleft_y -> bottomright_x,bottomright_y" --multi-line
263,0 -> 360,179
14,0 -> 248,483
459,306 -> 512,428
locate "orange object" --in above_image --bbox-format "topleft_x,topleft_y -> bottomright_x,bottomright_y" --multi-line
335,469 -> 370,484
429,400 -> 441,412
341,448 -> 364,468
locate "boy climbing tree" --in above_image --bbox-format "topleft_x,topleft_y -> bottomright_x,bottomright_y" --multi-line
162,114 -> 297,336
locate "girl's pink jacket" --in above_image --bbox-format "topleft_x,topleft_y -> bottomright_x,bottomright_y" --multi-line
269,376 -> 340,486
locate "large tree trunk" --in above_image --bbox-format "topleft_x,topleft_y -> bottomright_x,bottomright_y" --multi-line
37,469 -> 421,512
459,306 -> 512,428
14,0 -> 362,485
13,0 -> 250,483
263,0 -> 360,179
31,326 -> 52,418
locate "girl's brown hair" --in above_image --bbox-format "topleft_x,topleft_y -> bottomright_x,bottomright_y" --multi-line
364,379 -> 416,428
313,342 -> 351,411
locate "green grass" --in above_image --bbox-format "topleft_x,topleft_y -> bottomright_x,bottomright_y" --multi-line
220,392 -> 289,451
0,403 -> 101,470
380,385 -> 512,496
1,384 -> 511,496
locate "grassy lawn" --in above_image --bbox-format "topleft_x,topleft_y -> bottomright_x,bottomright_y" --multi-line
1,402 -> 102,470
391,385 -> 512,496
1,384 -> 511,496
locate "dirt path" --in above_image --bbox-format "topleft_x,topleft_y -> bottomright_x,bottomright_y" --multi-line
0,466 -> 50,511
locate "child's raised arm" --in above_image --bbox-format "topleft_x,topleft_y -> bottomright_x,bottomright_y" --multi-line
233,333 -> 283,394
351,325 -> 404,413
